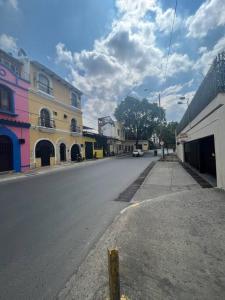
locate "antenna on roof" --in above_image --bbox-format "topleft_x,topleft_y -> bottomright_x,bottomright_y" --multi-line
18,48 -> 27,57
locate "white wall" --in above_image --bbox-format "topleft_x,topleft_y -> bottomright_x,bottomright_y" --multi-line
101,122 -> 125,141
102,123 -> 114,137
176,93 -> 225,189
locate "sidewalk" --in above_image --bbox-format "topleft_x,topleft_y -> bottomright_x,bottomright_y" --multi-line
132,161 -> 200,201
0,157 -> 112,183
58,161 -> 225,300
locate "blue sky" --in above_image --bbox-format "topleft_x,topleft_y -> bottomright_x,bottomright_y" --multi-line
0,0 -> 225,128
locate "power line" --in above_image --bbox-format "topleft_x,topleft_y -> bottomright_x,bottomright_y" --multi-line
163,0 -> 178,81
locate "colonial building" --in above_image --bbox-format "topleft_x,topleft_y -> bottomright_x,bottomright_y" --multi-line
28,60 -> 83,168
176,51 -> 225,189
0,49 -> 30,172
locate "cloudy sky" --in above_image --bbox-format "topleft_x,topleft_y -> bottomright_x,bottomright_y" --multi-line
0,0 -> 225,128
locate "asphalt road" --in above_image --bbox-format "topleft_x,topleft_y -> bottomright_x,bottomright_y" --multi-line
0,154 -> 156,300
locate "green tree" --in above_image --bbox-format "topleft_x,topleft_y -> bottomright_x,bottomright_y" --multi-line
114,96 -> 165,144
158,121 -> 178,148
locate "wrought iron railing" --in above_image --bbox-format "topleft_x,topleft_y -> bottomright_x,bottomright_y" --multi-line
38,117 -> 55,128
70,124 -> 81,133
37,81 -> 53,95
177,51 -> 225,134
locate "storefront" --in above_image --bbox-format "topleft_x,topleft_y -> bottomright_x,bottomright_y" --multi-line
0,57 -> 30,173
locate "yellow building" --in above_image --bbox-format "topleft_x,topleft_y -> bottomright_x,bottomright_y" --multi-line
28,61 -> 84,168
83,127 -> 104,159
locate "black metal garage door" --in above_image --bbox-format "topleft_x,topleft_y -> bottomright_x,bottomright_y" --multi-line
184,135 -> 216,177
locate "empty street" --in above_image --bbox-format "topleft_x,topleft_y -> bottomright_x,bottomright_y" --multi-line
0,155 -> 156,300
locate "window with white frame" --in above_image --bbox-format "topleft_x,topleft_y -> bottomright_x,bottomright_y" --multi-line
38,73 -> 52,95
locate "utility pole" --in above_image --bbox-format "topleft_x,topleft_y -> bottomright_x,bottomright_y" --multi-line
158,93 -> 164,159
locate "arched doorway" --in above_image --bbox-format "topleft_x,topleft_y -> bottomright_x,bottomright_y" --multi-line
71,144 -> 80,161
60,143 -> 66,162
35,140 -> 55,166
0,135 -> 13,172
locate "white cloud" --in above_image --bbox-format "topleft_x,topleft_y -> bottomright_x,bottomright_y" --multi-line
0,34 -> 18,53
115,0 -> 157,18
194,35 -> 225,74
56,43 -> 73,64
9,0 -> 18,9
149,81 -> 194,109
154,7 -> 182,34
56,0 -> 192,127
186,0 -> 225,38
198,46 -> 207,54
166,53 -> 193,77
0,0 -> 18,9
148,83 -> 195,121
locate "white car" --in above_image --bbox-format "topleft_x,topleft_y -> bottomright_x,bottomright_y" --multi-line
132,149 -> 144,157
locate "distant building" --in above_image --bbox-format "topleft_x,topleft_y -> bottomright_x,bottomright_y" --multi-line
0,49 -> 30,172
123,140 -> 149,152
176,51 -> 225,189
98,117 -> 125,155
150,133 -> 160,147
83,126 -> 105,159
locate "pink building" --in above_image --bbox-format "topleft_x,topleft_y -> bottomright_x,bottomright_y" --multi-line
0,49 -> 30,172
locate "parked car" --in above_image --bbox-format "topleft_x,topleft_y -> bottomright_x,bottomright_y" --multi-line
132,149 -> 144,157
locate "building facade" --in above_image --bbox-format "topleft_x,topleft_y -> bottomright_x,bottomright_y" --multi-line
82,127 -> 104,159
123,140 -> 149,152
0,49 -> 30,172
28,61 -> 83,168
176,51 -> 225,189
99,117 -> 125,155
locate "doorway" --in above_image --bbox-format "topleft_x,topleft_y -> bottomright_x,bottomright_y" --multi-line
60,143 -> 66,162
71,144 -> 80,161
85,142 -> 93,159
35,140 -> 55,166
0,135 -> 13,172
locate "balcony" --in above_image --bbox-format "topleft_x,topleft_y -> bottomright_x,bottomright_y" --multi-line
70,125 -> 81,136
37,81 -> 53,96
38,117 -> 56,133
